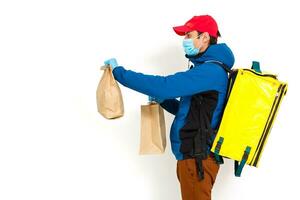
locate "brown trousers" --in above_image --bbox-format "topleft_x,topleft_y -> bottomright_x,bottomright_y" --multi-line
176,154 -> 220,200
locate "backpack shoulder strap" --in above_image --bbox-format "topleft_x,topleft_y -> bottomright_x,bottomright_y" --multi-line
203,60 -> 233,74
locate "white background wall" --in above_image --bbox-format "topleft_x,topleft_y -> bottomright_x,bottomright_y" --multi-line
0,0 -> 299,199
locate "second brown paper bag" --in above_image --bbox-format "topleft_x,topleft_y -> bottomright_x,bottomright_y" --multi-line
139,102 -> 166,155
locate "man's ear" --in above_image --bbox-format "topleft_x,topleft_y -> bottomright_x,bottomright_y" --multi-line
202,32 -> 210,44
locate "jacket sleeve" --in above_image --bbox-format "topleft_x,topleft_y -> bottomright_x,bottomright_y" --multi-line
112,64 -> 226,100
159,99 -> 180,115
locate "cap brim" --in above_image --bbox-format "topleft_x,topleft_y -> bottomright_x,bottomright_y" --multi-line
173,25 -> 192,36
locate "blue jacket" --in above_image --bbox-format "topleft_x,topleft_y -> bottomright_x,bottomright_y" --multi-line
112,43 -> 235,160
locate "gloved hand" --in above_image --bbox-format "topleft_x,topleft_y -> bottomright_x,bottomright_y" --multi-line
103,58 -> 118,70
148,95 -> 164,103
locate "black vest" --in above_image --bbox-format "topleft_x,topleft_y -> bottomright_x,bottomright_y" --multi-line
179,90 -> 219,180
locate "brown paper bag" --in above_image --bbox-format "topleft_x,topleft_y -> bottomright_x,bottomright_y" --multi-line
96,66 -> 124,119
139,102 -> 166,155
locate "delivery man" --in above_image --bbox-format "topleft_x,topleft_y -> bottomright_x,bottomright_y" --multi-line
103,15 -> 235,200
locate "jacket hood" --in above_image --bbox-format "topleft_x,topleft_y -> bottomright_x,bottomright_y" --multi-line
186,43 -> 235,69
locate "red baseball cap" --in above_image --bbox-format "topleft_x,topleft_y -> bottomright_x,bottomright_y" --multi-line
173,15 -> 219,38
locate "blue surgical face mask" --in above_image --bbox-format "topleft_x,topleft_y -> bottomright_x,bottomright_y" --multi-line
182,35 -> 202,56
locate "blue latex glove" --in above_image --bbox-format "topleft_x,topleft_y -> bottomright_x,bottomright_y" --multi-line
148,96 -> 164,103
104,58 -> 118,70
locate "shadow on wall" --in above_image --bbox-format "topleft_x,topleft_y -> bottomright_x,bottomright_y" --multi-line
213,159 -> 235,199
145,44 -> 188,75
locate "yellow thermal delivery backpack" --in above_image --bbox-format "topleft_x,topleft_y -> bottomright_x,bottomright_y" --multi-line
210,61 -> 288,177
